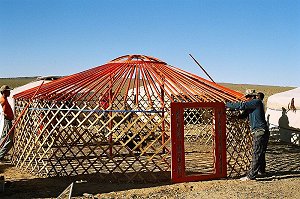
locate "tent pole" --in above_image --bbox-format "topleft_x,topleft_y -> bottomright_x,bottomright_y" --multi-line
189,53 -> 215,83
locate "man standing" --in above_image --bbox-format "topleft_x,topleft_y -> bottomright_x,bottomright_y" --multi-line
226,89 -> 269,180
0,85 -> 14,160
257,92 -> 265,101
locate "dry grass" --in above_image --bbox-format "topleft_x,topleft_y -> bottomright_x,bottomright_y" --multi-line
219,83 -> 295,104
0,77 -> 37,89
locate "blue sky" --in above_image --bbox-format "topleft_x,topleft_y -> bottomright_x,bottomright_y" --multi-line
1,0 -> 299,87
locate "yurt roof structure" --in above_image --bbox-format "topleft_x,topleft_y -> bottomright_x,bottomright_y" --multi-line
14,55 -> 243,103
12,55 -> 252,182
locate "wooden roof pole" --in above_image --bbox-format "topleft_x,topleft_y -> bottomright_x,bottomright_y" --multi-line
189,53 -> 215,83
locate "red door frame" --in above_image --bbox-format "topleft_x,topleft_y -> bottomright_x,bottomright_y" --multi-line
171,102 -> 227,183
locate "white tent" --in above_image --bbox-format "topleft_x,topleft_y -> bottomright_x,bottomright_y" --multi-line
0,106 -> 4,138
8,76 -> 60,113
266,87 -> 300,145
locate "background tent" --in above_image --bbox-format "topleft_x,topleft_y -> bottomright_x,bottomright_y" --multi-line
266,87 -> 300,145
0,106 -> 4,138
8,76 -> 60,112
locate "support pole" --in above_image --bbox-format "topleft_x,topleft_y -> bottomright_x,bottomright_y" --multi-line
189,54 -> 215,83
109,76 -> 113,157
161,81 -> 165,153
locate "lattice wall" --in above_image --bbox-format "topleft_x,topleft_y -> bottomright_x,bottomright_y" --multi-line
226,110 -> 252,177
12,98 -> 252,182
182,108 -> 252,178
12,93 -> 173,182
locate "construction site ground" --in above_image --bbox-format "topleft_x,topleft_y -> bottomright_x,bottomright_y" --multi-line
0,140 -> 299,199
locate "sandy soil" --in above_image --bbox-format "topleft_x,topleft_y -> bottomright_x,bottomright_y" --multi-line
0,140 -> 299,199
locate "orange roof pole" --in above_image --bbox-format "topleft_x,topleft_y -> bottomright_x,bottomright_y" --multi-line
14,54 -> 244,103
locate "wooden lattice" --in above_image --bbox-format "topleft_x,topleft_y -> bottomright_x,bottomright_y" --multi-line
183,107 -> 217,176
226,110 -> 252,177
226,111 -> 252,177
182,107 -> 252,178
13,92 -> 172,182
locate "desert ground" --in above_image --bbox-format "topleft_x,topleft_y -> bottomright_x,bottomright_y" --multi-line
0,140 -> 299,199
0,78 -> 299,198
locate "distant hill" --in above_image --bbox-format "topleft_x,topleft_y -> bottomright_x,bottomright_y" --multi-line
0,77 -> 38,88
0,77 -> 295,103
219,83 -> 295,104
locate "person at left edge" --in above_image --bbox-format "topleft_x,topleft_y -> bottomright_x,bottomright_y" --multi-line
0,85 -> 14,160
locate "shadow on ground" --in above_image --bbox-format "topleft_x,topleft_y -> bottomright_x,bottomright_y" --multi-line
255,140 -> 300,181
0,141 -> 299,198
0,169 -> 171,198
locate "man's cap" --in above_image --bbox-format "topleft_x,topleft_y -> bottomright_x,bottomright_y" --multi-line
0,85 -> 12,92
244,89 -> 257,97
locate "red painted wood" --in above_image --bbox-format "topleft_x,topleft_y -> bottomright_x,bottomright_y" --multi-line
171,102 -> 227,183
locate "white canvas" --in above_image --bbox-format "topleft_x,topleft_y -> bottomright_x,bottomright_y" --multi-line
267,87 -> 300,110
266,87 -> 300,145
266,87 -> 299,129
8,80 -> 52,113
0,106 -> 4,138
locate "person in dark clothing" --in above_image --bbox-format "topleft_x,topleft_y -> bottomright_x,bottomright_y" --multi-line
226,89 -> 269,181
257,92 -> 265,101
256,91 -> 268,175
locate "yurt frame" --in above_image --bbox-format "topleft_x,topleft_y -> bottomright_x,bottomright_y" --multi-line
12,55 -> 252,182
